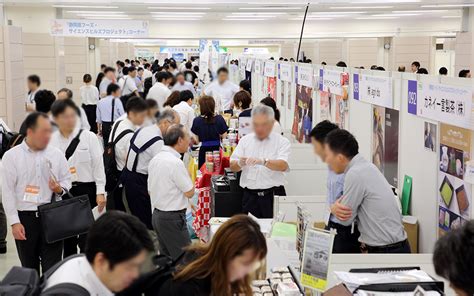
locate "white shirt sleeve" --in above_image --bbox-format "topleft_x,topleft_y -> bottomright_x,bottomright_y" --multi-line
57,153 -> 72,192
230,138 -> 245,162
1,153 -> 20,225
89,134 -> 106,195
276,137 -> 291,163
126,77 -> 138,93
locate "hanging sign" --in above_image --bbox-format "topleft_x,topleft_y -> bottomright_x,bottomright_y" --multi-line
408,80 -> 473,129
264,61 -> 276,77
254,59 -> 262,75
245,59 -> 253,72
321,69 -> 344,96
354,73 -> 393,108
50,19 -> 149,38
279,63 -> 292,82
296,64 -> 314,88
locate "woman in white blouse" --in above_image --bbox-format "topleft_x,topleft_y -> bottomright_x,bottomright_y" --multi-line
80,74 -> 100,134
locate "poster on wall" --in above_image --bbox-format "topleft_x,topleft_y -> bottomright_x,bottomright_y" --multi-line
50,19 -> 149,38
292,85 -> 313,143
279,80 -> 285,107
335,95 -> 349,129
319,72 -> 349,127
408,80 -> 473,129
287,81 -> 292,110
438,123 -> 472,236
372,106 -> 400,187
424,122 -> 437,152
267,77 -> 277,100
320,91 -> 332,122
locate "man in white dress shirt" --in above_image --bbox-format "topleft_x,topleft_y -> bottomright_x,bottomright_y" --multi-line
146,71 -> 172,110
122,109 -> 179,229
121,66 -> 139,98
96,84 -> 125,148
1,112 -> 71,274
25,75 -> 41,112
43,212 -> 154,295
49,99 -> 106,257
148,124 -> 194,259
230,105 -> 291,218
171,72 -> 196,96
204,67 -> 239,112
107,97 -> 148,211
99,67 -> 116,98
172,90 -> 195,135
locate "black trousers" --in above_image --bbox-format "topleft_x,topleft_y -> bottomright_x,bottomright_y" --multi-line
242,188 -> 276,218
82,104 -> 97,134
101,121 -> 113,148
15,211 -> 63,275
63,182 -> 97,258
325,221 -> 361,254
366,239 -> 411,254
122,169 -> 153,230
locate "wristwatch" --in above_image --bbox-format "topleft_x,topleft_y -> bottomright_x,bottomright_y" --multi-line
263,158 -> 269,166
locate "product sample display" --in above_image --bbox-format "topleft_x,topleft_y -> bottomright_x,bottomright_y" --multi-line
456,185 -> 469,213
439,176 -> 454,207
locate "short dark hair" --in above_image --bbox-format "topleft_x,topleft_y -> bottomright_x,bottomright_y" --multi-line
233,90 -> 252,110
417,68 -> 429,75
185,61 -> 193,69
336,61 -> 347,67
155,71 -> 170,83
104,67 -> 115,74
433,220 -> 474,295
107,83 -> 120,96
459,69 -> 470,78
34,90 -> 56,113
128,66 -> 137,73
376,66 -> 385,71
310,120 -> 339,143
260,97 -> 280,122
51,99 -> 79,117
239,79 -> 251,94
125,59 -> 130,63
23,112 -> 49,132
122,67 -> 129,76
83,74 -> 92,83
27,75 -> 41,86
85,212 -> 154,268
163,124 -> 186,146
125,96 -> 147,114
217,67 -> 229,75
144,63 -> 151,69
176,72 -> 184,78
100,64 -> 107,69
439,67 -> 448,75
412,61 -> 421,68
179,90 -> 194,103
325,129 -> 359,159
146,98 -> 158,109
58,88 -> 73,100
193,65 -> 199,72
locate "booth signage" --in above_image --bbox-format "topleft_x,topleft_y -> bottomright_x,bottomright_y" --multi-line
296,64 -> 314,88
353,73 -> 360,100
357,74 -> 393,108
254,59 -> 262,75
279,63 -> 292,82
245,59 -> 253,72
50,19 -> 149,38
264,61 -> 276,77
319,68 -> 324,91
408,80 -> 473,129
321,69 -> 344,96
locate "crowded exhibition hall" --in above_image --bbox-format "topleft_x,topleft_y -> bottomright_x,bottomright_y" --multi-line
1,0 -> 474,295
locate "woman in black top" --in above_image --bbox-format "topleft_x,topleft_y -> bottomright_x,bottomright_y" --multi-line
233,90 -> 252,118
191,95 -> 228,168
158,215 -> 268,296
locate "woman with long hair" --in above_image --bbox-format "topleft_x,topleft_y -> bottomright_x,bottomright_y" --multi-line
158,215 -> 267,295
191,95 -> 228,168
163,90 -> 181,108
260,96 -> 283,135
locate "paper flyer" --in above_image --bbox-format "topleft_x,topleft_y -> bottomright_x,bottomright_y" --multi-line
438,123 -> 472,236
300,228 -> 335,292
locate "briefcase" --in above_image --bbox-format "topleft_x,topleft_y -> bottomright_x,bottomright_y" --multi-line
38,191 -> 94,244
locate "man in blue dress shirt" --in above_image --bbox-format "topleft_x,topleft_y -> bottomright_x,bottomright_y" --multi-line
310,120 -> 360,253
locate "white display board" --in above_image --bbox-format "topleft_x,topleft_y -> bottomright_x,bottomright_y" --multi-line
279,63 -> 293,82
296,64 -> 314,88
50,19 -> 149,38
407,79 -> 473,129
320,68 -> 345,96
264,60 -> 276,77
353,72 -> 394,109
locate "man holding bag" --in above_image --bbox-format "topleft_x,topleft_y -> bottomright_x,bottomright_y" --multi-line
49,99 -> 106,257
1,112 -> 71,274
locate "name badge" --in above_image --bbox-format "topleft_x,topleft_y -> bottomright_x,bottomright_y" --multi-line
24,185 -> 40,203
69,167 -> 78,182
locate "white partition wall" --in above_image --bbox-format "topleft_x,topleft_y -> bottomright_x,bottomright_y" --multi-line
64,37 -> 88,104
23,33 -> 65,92
391,36 -> 436,73
318,39 -> 344,65
347,38 -> 379,69
454,32 -> 473,75
1,26 -> 25,130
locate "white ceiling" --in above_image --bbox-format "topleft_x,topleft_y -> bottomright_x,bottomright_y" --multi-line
4,0 -> 474,22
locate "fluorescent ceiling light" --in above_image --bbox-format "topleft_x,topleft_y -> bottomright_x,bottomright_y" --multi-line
148,7 -> 210,10
356,16 -> 400,20
150,12 -> 206,15
392,10 -> 449,13
442,15 -> 462,18
330,6 -> 394,9
231,12 -> 286,15
78,14 -> 129,17
152,18 -> 201,21
239,7 -> 302,10
223,18 -> 265,21
421,4 -> 474,8
310,11 -> 366,14
67,11 -> 126,14
83,17 -> 131,20
53,5 -> 118,9
152,15 -> 203,18
289,17 -> 333,20
372,13 -> 420,17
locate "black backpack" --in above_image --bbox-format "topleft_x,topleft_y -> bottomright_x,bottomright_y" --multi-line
143,77 -> 153,98
103,121 -> 133,192
0,266 -> 40,296
40,255 -> 90,296
0,130 -> 24,159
